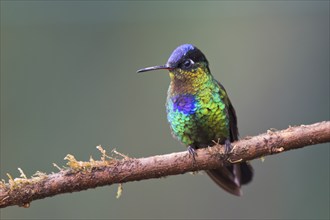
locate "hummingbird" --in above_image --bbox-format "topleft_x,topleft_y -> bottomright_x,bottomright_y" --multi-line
137,44 -> 253,196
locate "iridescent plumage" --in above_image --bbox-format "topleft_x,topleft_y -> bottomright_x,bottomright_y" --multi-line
137,44 -> 253,196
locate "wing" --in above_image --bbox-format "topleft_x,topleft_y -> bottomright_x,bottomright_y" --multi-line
206,80 -> 253,195
227,97 -> 239,142
215,80 -> 239,142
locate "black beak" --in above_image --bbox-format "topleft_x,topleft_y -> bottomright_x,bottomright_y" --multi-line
136,65 -> 173,73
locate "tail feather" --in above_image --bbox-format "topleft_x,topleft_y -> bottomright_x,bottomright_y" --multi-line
239,162 -> 253,185
206,162 -> 253,196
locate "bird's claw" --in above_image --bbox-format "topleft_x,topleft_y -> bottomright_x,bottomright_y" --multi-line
225,139 -> 232,154
188,146 -> 197,163
219,140 -> 232,162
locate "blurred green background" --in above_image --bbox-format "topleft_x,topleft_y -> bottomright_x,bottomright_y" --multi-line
1,1 -> 329,219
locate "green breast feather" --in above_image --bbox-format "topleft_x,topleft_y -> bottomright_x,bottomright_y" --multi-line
166,81 -> 230,148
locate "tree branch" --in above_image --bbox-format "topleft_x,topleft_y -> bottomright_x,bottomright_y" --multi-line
1,121 -> 329,208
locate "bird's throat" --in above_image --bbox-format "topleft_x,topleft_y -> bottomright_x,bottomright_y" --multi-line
168,69 -> 212,95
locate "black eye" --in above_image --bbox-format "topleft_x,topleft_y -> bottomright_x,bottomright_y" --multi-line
181,59 -> 194,70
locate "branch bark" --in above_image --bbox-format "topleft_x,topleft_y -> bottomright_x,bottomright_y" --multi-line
1,121 -> 329,208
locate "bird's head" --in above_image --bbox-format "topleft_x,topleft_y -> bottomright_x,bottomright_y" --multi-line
137,44 -> 210,81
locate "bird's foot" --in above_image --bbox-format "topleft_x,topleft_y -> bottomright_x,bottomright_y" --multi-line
223,139 -> 233,160
224,139 -> 232,155
187,146 -> 197,163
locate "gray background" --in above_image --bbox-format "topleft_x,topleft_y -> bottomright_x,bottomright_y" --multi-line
1,1 -> 329,219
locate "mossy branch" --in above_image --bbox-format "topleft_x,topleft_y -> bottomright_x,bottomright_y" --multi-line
1,121 -> 329,208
